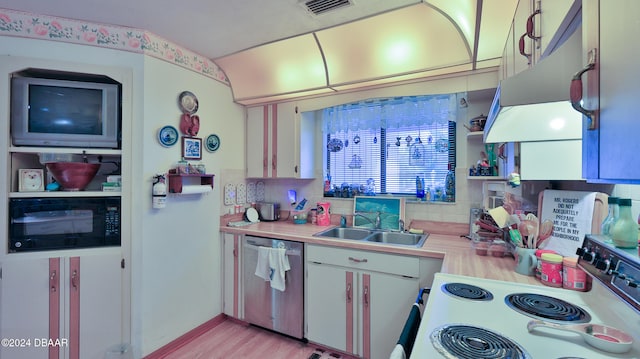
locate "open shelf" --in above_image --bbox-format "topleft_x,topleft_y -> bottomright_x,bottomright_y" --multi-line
167,173 -> 215,194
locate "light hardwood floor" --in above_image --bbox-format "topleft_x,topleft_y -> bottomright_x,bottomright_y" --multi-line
162,319 -> 352,359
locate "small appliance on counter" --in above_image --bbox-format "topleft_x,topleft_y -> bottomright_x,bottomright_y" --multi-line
255,201 -> 280,221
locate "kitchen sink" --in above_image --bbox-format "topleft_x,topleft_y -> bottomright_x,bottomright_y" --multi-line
313,227 -> 372,240
313,227 -> 429,248
366,231 -> 428,247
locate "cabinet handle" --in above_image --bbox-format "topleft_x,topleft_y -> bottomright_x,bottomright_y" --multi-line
570,48 -> 598,130
348,256 -> 368,263
526,8 -> 541,41
518,33 -> 532,65
363,285 -> 369,307
294,165 -> 298,174
50,270 -> 57,292
71,270 -> 78,291
346,283 -> 352,302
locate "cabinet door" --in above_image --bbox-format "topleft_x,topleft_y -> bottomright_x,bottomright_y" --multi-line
306,262 -> 353,353
582,0 -> 640,183
275,102 -> 298,178
222,233 -> 241,318
513,0 -> 535,75
0,258 -> 51,359
538,0 -> 577,57
246,106 -> 270,178
366,272 -> 418,359
76,253 -> 123,359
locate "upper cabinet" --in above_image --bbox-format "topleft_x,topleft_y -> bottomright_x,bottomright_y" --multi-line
246,103 -> 315,179
500,0 -> 579,81
576,0 -> 640,183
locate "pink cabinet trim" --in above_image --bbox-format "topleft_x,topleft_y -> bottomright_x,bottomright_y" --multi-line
49,258 -> 60,359
69,257 -> 80,359
362,274 -> 371,359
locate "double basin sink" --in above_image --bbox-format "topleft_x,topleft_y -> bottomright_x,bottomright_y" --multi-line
313,227 -> 429,248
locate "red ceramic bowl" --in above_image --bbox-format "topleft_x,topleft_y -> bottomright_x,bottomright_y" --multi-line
46,162 -> 101,191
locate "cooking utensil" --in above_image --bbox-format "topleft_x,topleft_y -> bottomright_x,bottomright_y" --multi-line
527,320 -> 633,354
537,219 -> 554,247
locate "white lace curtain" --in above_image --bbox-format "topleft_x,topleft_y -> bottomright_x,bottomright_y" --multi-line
323,94 -> 460,133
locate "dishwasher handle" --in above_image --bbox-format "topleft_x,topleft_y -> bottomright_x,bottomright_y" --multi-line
244,240 -> 302,256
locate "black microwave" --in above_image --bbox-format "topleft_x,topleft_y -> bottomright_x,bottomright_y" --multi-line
9,197 -> 121,252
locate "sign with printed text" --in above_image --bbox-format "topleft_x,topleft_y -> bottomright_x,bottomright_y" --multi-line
540,190 -> 597,257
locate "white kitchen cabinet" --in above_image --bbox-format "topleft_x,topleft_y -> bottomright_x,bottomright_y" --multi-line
578,0 -> 640,183
305,245 -> 420,359
537,0 -> 580,58
222,233 -> 242,319
500,0 -> 578,81
245,102 -> 315,179
500,0 -> 535,80
0,252 -> 123,359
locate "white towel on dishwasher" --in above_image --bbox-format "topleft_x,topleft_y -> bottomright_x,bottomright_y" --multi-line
255,246 -> 271,281
269,247 -> 290,291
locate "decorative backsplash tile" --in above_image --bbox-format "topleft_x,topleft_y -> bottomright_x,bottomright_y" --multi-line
0,8 -> 229,85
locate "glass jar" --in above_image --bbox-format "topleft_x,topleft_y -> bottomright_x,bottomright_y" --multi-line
611,198 -> 639,248
601,196 -> 619,241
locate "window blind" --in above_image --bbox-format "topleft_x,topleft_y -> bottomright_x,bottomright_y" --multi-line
323,95 -> 457,200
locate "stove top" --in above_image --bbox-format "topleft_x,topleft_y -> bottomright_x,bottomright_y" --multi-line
410,273 -> 640,359
505,293 -> 591,323
431,324 -> 531,359
441,282 -> 494,301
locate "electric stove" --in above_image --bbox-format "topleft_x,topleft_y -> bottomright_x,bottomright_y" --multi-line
410,235 -> 640,358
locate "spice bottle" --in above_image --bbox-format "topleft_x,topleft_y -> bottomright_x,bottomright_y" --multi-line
540,253 -> 563,287
611,198 -> 638,249
601,196 -> 619,241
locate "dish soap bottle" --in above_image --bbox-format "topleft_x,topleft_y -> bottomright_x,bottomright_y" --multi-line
445,163 -> 455,202
415,176 -> 425,200
601,196 -> 619,242
611,198 -> 638,248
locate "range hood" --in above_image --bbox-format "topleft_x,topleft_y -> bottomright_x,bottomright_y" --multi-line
483,29 -> 583,144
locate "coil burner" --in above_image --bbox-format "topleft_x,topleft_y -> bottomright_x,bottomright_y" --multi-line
431,324 -> 531,359
505,293 -> 591,323
441,282 -> 494,301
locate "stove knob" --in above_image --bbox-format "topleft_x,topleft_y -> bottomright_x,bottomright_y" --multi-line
627,280 -> 638,288
594,258 -> 611,272
576,247 -> 586,256
581,250 -> 596,263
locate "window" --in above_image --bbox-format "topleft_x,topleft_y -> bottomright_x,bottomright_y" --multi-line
323,94 -> 459,201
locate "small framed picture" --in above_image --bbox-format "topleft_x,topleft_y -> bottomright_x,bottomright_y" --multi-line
19,169 -> 45,192
182,137 -> 202,160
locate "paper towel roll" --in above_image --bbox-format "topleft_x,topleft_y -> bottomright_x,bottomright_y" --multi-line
180,185 -> 212,194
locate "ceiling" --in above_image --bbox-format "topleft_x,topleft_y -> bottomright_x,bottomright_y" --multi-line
0,0 -> 519,105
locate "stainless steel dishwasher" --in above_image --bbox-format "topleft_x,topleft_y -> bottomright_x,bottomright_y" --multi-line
242,235 -> 304,339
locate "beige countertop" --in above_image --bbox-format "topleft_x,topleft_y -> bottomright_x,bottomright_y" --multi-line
220,215 -> 541,286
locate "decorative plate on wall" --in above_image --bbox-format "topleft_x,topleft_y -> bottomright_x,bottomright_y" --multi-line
158,125 -> 179,147
178,91 -> 199,114
205,134 -> 220,152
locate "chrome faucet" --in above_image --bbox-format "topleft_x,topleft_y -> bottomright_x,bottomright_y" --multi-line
399,219 -> 405,232
354,211 -> 381,230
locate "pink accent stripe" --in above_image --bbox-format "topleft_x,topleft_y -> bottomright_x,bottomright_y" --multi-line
69,257 -> 80,359
271,105 -> 278,177
49,258 -> 60,359
346,271 -> 354,353
143,315 -> 226,359
233,235 -> 239,317
362,274 -> 371,359
262,106 -> 269,177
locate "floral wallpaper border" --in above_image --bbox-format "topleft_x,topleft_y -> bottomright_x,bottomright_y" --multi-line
0,8 -> 230,85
